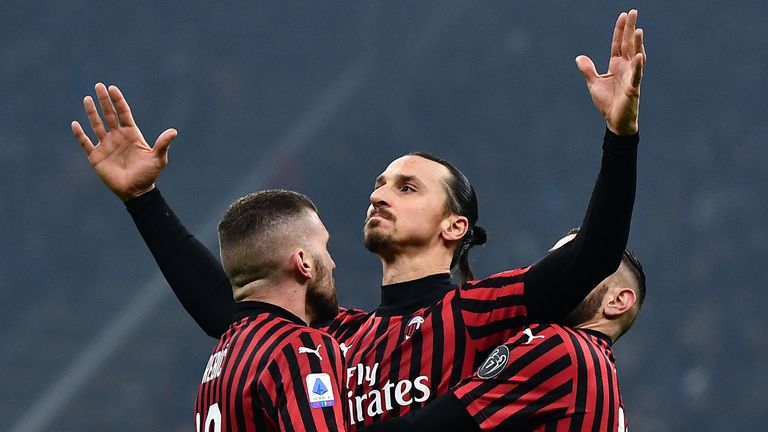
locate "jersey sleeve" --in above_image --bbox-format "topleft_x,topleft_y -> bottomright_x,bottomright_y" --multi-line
458,267 -> 530,351
524,130 -> 638,322
460,130 -> 637,349
313,307 -> 370,341
125,188 -> 234,337
453,324 -> 575,431
355,392 -> 480,432
257,329 -> 347,431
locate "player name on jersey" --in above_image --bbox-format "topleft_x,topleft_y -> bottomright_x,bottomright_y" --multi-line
201,347 -> 228,384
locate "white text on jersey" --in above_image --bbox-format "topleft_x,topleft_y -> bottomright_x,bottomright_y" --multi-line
201,347 -> 228,384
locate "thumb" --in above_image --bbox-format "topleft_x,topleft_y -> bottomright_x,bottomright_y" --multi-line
154,128 -> 177,162
575,55 -> 598,84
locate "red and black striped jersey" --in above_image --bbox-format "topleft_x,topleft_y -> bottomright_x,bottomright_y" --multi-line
316,307 -> 372,357
325,269 -> 530,430
195,301 -> 347,432
125,131 -> 638,430
454,324 -> 626,431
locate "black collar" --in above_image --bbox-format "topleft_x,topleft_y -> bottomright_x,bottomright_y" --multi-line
581,328 -> 613,347
232,301 -> 306,326
378,273 -> 454,315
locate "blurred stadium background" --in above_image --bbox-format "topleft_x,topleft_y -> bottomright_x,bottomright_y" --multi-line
2,1 -> 766,430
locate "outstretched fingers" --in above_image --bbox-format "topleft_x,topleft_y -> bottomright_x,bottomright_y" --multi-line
109,85 -> 136,127
83,95 -> 107,140
629,27 -> 645,89
621,10 -> 638,58
631,53 -> 644,89
95,83 -> 120,130
71,121 -> 95,156
635,28 -> 646,63
610,12 -> 627,58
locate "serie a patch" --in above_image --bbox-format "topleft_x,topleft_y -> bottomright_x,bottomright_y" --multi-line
305,373 -> 336,408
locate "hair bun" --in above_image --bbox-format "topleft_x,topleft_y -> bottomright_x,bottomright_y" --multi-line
471,226 -> 487,246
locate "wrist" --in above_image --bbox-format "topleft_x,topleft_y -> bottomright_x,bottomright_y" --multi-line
606,120 -> 638,136
119,184 -> 157,202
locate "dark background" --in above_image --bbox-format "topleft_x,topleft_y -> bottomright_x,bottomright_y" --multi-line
2,1 -> 765,430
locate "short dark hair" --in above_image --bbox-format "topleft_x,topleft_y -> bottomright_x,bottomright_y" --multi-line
621,248 -> 646,310
217,190 -> 317,286
409,152 -> 487,286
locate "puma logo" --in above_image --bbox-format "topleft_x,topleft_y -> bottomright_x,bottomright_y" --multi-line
523,328 -> 545,344
299,344 -> 323,360
339,342 -> 351,357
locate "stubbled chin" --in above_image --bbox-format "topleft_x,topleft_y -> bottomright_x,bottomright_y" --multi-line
366,217 -> 386,227
364,229 -> 393,253
364,219 -> 388,235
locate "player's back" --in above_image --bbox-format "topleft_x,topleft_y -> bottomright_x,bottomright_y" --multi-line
196,301 -> 346,432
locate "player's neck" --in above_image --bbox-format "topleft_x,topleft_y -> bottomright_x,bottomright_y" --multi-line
235,281 -> 310,325
379,248 -> 451,286
575,320 -> 617,342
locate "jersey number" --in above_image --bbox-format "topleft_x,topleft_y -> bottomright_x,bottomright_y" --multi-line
196,403 -> 222,432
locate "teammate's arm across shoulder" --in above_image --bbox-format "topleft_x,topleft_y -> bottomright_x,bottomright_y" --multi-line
361,325 -> 571,431
356,393 -> 479,432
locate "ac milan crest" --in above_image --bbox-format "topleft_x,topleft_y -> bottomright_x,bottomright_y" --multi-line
404,315 -> 425,340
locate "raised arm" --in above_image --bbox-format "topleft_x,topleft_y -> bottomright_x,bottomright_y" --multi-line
72,83 -> 233,337
125,189 -> 234,337
525,10 -> 646,322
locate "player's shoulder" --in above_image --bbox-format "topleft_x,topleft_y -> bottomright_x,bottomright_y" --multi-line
520,325 -> 609,373
262,323 -> 342,369
313,307 -> 371,330
473,324 -> 572,381
278,322 -> 337,346
478,324 -> 571,365
335,307 -> 372,323
504,323 -> 569,348
462,266 -> 532,289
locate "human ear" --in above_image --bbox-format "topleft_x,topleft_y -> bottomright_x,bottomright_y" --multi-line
292,249 -> 313,280
604,287 -> 637,318
441,215 -> 469,242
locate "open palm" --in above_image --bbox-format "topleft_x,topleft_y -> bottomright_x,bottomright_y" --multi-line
71,83 -> 177,201
576,10 -> 646,136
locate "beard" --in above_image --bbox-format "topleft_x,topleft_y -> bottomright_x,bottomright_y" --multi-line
562,284 -> 608,327
305,255 -> 339,324
363,211 -> 397,254
363,226 -> 395,253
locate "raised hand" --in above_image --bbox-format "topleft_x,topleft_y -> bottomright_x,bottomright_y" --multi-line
71,83 -> 177,200
576,9 -> 646,136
